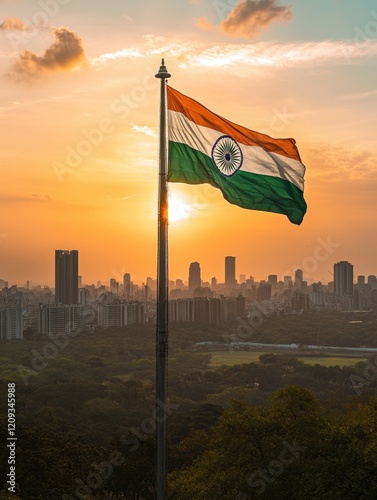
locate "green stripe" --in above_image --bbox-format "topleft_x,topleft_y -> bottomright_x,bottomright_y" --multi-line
168,141 -> 307,225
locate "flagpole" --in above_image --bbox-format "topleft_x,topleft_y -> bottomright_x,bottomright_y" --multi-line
155,59 -> 171,500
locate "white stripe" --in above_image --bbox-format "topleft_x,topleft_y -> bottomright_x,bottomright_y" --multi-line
169,110 -> 305,191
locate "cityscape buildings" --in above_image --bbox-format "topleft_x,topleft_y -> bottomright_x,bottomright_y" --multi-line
0,252 -> 376,340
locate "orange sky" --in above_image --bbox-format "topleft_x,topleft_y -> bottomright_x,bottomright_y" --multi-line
0,1 -> 376,287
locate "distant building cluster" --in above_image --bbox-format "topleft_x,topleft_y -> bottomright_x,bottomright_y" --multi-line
0,253 -> 376,340
0,250 -> 147,340
169,296 -> 246,323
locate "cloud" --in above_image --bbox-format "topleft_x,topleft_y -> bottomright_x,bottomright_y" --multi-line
91,47 -> 143,67
131,125 -> 158,138
306,144 -> 377,183
199,0 -> 293,40
175,39 -> 377,69
88,36 -> 377,73
9,26 -> 87,81
0,16 -> 29,31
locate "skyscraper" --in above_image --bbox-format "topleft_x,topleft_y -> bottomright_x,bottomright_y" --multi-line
225,256 -> 236,288
110,278 -> 119,295
123,273 -> 131,299
55,250 -> 79,305
267,274 -> 278,289
295,269 -> 303,288
188,262 -> 201,292
0,308 -> 23,340
334,261 -> 353,297
257,281 -> 271,302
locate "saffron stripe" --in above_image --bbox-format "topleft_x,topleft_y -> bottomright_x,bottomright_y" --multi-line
167,86 -> 302,162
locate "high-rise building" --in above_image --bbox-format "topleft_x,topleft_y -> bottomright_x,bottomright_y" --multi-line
39,304 -> 92,336
368,275 -> 377,288
334,261 -> 354,297
98,302 -> 146,328
55,250 -> 79,305
267,275 -> 278,289
78,288 -> 90,305
310,282 -> 325,307
39,304 -> 70,336
0,308 -> 23,340
0,279 -> 8,290
189,262 -> 201,292
123,273 -> 131,299
295,269 -> 303,288
110,278 -> 119,295
146,277 -> 157,292
257,282 -> 272,302
175,279 -> 184,289
357,276 -> 365,286
283,276 -> 293,289
225,256 -> 236,288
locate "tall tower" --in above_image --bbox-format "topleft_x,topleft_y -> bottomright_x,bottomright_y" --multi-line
268,275 -> 278,288
110,278 -> 119,295
334,261 -> 353,297
55,250 -> 79,304
188,262 -> 201,292
225,256 -> 236,288
295,269 -> 303,288
123,273 -> 131,300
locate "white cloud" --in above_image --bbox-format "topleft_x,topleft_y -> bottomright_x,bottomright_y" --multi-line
131,125 -> 158,138
91,48 -> 143,67
90,37 -> 377,72
181,39 -> 377,69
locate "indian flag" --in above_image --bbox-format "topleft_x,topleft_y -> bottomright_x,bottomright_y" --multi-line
167,86 -> 307,225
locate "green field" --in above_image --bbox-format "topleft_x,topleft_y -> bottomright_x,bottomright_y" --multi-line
201,351 -> 367,368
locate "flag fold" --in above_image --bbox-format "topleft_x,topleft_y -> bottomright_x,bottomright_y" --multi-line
167,85 -> 307,225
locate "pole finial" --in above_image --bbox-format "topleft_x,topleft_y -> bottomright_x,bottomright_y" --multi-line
155,59 -> 171,79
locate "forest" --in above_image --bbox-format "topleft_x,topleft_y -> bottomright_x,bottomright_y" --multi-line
1,311 -> 377,499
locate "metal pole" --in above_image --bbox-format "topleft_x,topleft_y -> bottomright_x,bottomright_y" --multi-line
155,59 -> 171,500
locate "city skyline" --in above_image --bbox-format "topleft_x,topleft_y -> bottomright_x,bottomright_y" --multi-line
0,1 -> 376,286
0,252 -> 376,290
1,251 -> 376,340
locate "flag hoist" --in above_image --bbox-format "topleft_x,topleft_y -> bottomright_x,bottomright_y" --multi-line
155,59 -> 170,500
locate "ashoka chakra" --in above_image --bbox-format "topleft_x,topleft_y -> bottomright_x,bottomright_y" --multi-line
211,135 -> 243,177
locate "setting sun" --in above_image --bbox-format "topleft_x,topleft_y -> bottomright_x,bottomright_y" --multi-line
168,189 -> 194,223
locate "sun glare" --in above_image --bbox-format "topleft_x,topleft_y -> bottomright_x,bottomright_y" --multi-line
168,190 -> 193,222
